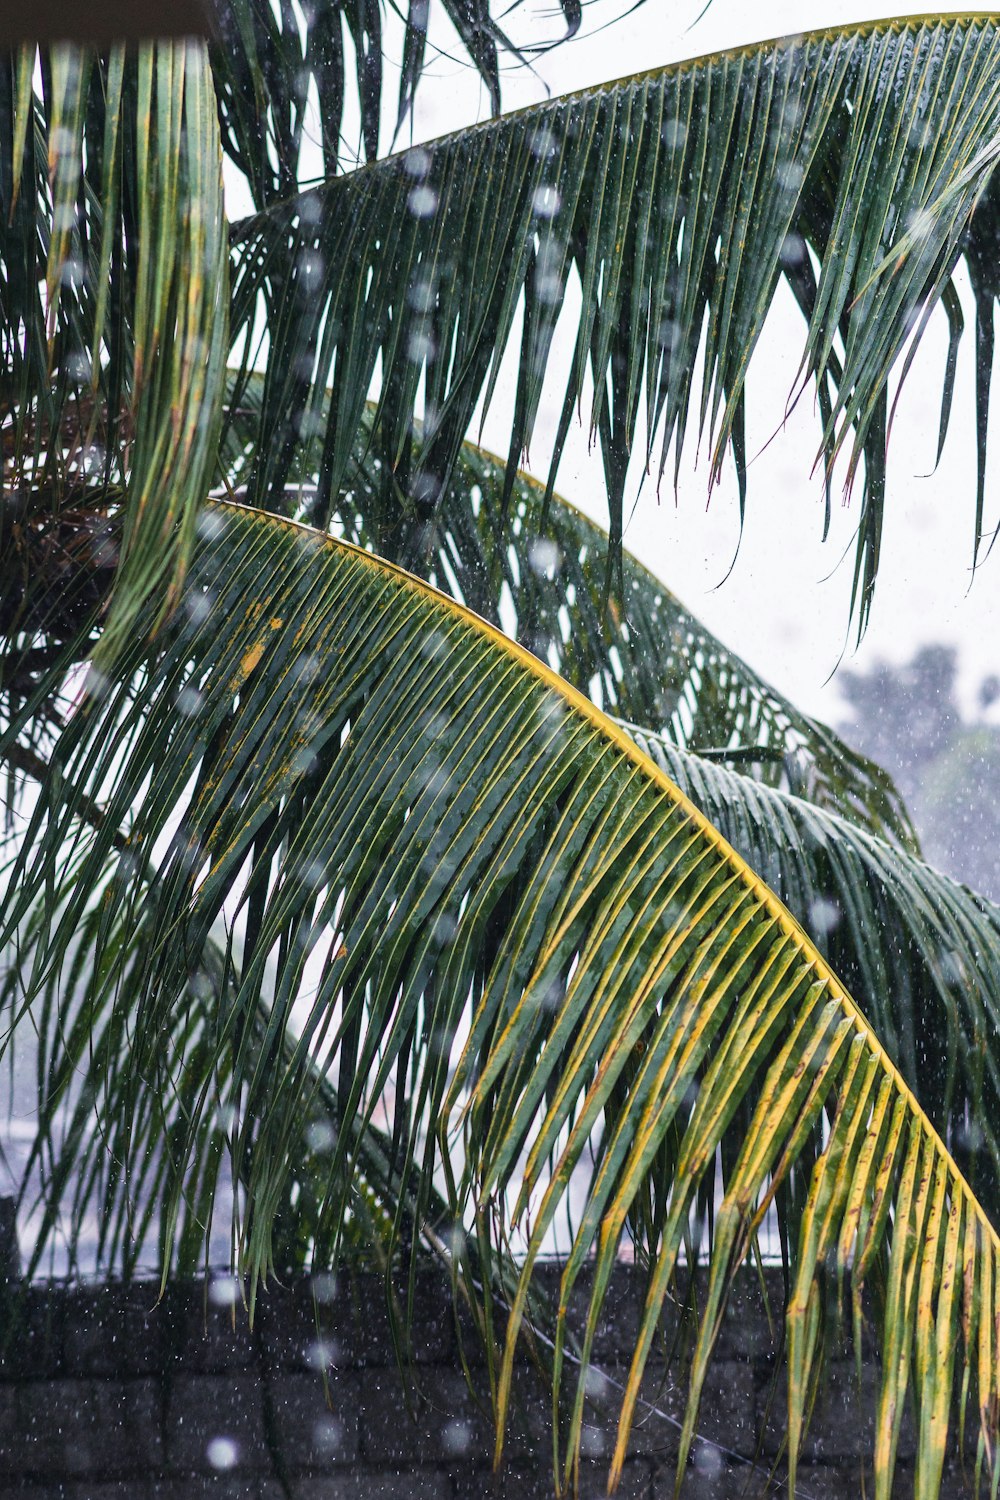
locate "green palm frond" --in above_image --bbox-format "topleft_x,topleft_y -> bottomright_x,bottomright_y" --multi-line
5,851 -> 438,1282
222,381 -> 918,850
229,15 -> 1000,633
211,0 -> 589,198
629,723 -> 1000,1225
1,41 -> 228,664
3,500 -> 999,1498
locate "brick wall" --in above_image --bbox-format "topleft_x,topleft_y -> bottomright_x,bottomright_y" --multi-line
0,1265 -> 983,1499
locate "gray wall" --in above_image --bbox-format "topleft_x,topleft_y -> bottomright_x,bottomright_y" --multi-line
0,1265 -> 983,1498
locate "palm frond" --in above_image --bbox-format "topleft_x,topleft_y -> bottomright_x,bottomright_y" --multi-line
1,42 -> 228,667
629,723 -> 1000,1225
2,500 -> 998,1497
222,380 -> 918,850
4,850 -> 439,1282
210,0 -> 587,199
229,16 -> 1000,633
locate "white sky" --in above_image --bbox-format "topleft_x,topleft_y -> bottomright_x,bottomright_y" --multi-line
241,1 -> 1000,727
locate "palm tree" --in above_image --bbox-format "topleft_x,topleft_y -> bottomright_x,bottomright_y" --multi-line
5,6 -> 1000,1496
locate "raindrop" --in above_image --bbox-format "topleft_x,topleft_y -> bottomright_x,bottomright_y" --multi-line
65,349 -> 91,382
313,1416 -> 343,1453
905,206 -> 935,245
297,250 -> 324,294
49,125 -> 77,159
530,124 -> 559,159
661,119 -> 687,151
532,185 -> 561,219
533,242 -> 563,305
85,666 -> 110,701
297,408 -> 324,440
957,1119 -> 985,1154
407,274 -> 437,312
189,970 -> 213,1003
529,538 -> 562,576
435,911 -> 458,943
291,745 -> 318,776
420,766 -> 449,797
420,629 -> 449,662
196,508 -> 226,541
776,160 -> 805,193
657,318 -> 681,351
406,328 -> 436,363
403,147 -> 432,179
306,1119 -> 336,1153
412,473 -> 441,507
206,1437 -> 239,1470
780,233 -> 806,267
584,1367 -> 612,1404
59,258 -> 84,289
781,98 -> 803,133
292,653 -> 322,685
580,1427 -> 606,1458
184,589 -> 212,625
311,1271 -> 338,1303
295,857 -> 327,889
407,184 -> 439,218
529,976 -> 564,1013
809,898 -> 841,936
208,1277 -> 240,1307
534,695 -> 567,734
80,442 -> 106,476
306,1338 -> 340,1371
176,685 -> 204,717
694,1443 -> 723,1479
441,1420 -> 472,1456
418,710 -> 449,737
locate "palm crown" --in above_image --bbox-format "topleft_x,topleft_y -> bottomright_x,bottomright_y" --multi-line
4,7 -> 1000,1498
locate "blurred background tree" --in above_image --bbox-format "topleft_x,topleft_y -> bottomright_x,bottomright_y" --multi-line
840,647 -> 1000,899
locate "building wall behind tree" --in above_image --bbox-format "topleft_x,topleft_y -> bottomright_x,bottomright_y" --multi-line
0,1265 -> 984,1498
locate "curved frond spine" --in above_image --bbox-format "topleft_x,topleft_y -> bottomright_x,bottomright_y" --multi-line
630,723 -> 1000,1224
1,502 -> 997,1496
221,380 -> 919,851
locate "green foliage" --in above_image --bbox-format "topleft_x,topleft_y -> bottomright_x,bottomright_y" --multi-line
3,11 -> 1000,1500
633,726 -> 1000,1224
211,0 -> 586,195
6,500 -> 1000,1500
222,382 -> 918,848
229,17 -> 1000,634
0,43 -> 228,664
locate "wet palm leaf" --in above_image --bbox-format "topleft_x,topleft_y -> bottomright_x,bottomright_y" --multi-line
222,383 -> 918,850
630,724 -> 1000,1225
210,0 -> 587,199
4,853 -> 439,1281
2,500 -> 998,1497
1,41 -> 228,665
229,16 -> 1000,634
